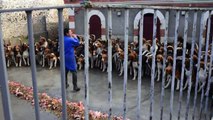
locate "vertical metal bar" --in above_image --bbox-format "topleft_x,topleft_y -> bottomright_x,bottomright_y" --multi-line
57,9 -> 67,120
107,8 -> 112,120
0,13 -> 13,120
177,11 -> 188,120
190,11 -> 198,120
160,10 -> 169,120
203,10 -> 212,120
150,9 -> 157,120
26,11 -> 40,120
84,8 -> 89,120
123,9 -> 129,120
204,29 -> 213,120
137,9 -> 144,120
170,10 -> 179,120
191,11 -> 204,120
198,12 -> 205,120
192,11 -> 204,120
204,12 -> 211,73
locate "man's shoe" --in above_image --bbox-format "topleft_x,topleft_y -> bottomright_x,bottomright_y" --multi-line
74,87 -> 80,92
66,84 -> 69,89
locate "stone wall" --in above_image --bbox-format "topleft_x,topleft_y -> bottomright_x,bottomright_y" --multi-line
1,0 -> 69,44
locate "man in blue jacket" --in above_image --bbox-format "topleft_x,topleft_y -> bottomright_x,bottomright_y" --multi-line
64,28 -> 80,92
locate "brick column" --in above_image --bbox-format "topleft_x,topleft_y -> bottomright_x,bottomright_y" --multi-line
68,8 -> 75,32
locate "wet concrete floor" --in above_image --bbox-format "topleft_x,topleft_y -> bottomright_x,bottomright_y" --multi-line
0,92 -> 58,120
0,66 -> 212,120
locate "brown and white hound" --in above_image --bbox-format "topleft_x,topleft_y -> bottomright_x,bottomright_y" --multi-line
21,42 -> 30,66
13,44 -> 22,67
77,54 -> 84,70
5,40 -> 16,67
156,54 -> 163,82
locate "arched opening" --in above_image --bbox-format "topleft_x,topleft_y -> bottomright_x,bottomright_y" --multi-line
139,13 -> 161,41
89,15 -> 101,39
133,9 -> 165,42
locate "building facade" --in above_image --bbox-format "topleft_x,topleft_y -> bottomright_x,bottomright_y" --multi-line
65,0 -> 213,46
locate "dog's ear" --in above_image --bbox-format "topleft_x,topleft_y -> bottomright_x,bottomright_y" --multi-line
40,36 -> 46,42
80,54 -> 84,58
48,39 -> 51,42
156,38 -> 159,43
200,61 -> 205,68
193,55 -> 198,61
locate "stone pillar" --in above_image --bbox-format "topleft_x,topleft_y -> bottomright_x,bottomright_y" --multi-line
68,8 -> 75,32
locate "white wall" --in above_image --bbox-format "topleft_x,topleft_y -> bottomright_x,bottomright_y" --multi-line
1,0 -> 68,42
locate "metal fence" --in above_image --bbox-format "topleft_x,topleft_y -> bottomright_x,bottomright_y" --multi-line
0,3 -> 213,120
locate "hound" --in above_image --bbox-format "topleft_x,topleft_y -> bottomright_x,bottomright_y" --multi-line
128,48 -> 138,80
183,55 -> 198,90
156,54 -> 163,82
93,39 -> 103,68
47,53 -> 58,69
197,61 -> 208,92
77,54 -> 84,70
22,43 -> 30,66
13,45 -> 22,67
5,40 -> 16,67
118,48 -> 124,76
42,47 -> 58,69
101,49 -> 108,72
165,56 -> 173,88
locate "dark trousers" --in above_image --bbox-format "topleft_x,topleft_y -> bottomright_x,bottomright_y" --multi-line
65,68 -> 78,88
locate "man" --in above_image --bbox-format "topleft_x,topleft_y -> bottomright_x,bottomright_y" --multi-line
64,28 -> 80,92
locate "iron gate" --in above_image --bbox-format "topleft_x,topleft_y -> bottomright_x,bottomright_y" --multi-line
0,2 -> 213,120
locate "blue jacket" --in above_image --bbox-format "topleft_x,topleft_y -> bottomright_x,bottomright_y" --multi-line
64,36 -> 80,71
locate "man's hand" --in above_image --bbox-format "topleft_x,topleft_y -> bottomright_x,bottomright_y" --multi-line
71,34 -> 77,38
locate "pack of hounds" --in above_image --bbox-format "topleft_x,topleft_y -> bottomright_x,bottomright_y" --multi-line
3,35 -> 213,95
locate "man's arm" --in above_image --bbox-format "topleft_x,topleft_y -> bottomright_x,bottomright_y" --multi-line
71,34 -> 80,47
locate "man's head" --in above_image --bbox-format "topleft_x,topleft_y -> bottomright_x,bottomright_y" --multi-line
64,28 -> 73,37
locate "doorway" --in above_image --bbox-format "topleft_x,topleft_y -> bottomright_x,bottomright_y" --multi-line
89,15 -> 101,39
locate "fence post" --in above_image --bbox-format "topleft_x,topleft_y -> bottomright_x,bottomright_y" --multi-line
26,10 -> 41,120
57,8 -> 67,120
137,9 -> 144,120
177,11 -> 188,120
204,11 -> 213,120
107,8 -> 113,120
170,10 -> 180,120
150,9 -> 157,120
0,12 -> 13,120
84,8 -> 89,120
160,10 -> 169,120
123,8 -> 129,120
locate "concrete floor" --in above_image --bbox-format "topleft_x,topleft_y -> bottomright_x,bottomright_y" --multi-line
0,92 -> 58,120
0,66 -> 212,120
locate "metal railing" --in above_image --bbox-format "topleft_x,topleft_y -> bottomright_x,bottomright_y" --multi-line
0,3 -> 213,120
